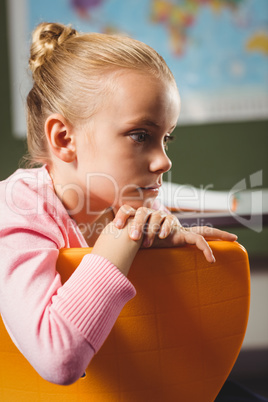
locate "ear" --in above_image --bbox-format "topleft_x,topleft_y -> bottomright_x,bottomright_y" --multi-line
45,114 -> 76,163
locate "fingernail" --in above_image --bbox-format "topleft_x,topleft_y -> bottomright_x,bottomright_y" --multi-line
159,228 -> 166,239
212,254 -> 216,263
114,219 -> 123,228
131,229 -> 140,240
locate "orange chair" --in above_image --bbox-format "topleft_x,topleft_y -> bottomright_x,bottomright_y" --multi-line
0,241 -> 250,402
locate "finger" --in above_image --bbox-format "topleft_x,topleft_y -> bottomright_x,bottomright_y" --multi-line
182,230 -> 216,263
159,215 -> 181,239
188,226 -> 238,241
142,210 -> 167,247
129,207 -> 154,240
113,205 -> 136,228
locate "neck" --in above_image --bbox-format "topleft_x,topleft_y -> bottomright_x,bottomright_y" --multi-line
72,208 -> 115,246
48,165 -> 115,246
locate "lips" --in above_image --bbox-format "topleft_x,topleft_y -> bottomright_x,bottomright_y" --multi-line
138,183 -> 161,191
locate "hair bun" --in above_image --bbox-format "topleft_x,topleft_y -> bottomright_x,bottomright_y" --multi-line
29,22 -> 78,73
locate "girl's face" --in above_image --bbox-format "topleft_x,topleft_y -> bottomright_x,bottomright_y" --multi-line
74,70 -> 181,214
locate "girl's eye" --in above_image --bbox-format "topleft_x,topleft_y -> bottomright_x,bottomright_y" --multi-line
164,135 -> 175,150
129,132 -> 148,143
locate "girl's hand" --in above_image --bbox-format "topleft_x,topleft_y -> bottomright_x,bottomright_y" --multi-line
113,205 -> 238,263
114,204 -> 179,247
151,225 -> 238,263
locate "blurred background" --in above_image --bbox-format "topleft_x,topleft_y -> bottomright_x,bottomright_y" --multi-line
1,0 -> 267,396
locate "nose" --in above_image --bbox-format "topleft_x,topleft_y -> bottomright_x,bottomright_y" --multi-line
149,147 -> 172,174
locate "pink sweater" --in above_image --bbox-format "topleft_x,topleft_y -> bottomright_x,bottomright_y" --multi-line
0,166 -> 136,385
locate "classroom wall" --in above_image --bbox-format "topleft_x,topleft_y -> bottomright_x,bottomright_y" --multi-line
1,0 -> 267,256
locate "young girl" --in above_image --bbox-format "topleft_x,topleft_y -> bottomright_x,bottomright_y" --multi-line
0,22 -> 239,386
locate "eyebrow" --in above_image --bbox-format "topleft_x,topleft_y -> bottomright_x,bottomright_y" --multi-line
126,118 -> 159,127
125,118 -> 176,131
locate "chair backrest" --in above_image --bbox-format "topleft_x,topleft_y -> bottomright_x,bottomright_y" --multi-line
0,241 -> 250,402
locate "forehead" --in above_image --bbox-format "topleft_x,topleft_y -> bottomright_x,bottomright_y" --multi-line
104,70 -> 181,123
111,69 -> 178,98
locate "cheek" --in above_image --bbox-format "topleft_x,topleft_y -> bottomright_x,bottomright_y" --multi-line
105,152 -> 140,178
81,142 -> 144,186
87,174 -> 118,196
84,175 -> 119,212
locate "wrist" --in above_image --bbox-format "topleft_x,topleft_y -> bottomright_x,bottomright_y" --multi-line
92,221 -> 142,276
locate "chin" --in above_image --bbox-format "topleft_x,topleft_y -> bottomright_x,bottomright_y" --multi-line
118,197 -> 156,210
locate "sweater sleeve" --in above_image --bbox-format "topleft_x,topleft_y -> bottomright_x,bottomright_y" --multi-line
0,173 -> 136,385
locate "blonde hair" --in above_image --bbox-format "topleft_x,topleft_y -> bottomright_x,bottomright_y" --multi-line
26,22 -> 176,166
